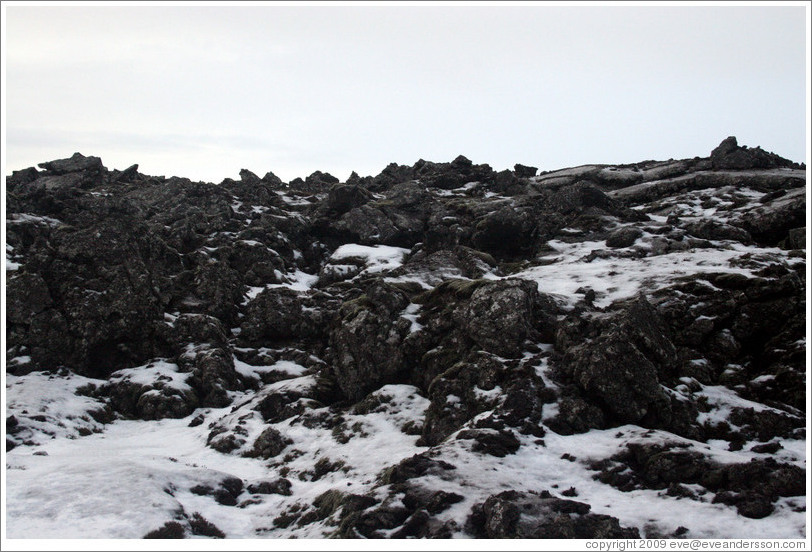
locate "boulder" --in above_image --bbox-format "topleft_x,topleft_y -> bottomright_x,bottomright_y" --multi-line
329,281 -> 412,401
38,152 -> 104,175
710,136 -> 801,170
466,490 -> 639,538
514,163 -> 538,178
461,279 -> 543,357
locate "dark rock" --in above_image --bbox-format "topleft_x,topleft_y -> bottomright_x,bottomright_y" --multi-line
239,169 -> 261,185
247,478 -> 293,496
546,394 -> 607,435
244,427 -> 292,459
710,136 -> 801,170
605,226 -> 643,248
456,428 -> 520,457
556,297 -> 693,433
354,505 -> 412,538
187,348 -> 241,408
241,287 -> 329,345
144,521 -> 186,539
115,164 -> 139,182
189,512 -> 225,538
461,279 -> 542,357
383,454 -> 457,485
38,152 -> 104,175
329,281 -> 412,401
322,184 -> 373,216
735,495 -> 774,519
466,490 -> 639,538
471,206 -> 538,258
514,163 -> 538,178
684,220 -> 751,243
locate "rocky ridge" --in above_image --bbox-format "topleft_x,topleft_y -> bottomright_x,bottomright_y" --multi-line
4,137 -> 807,539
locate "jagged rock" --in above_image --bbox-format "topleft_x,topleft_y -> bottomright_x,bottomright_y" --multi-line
329,280 -> 412,401
381,454 -> 457,485
322,184 -> 373,215
555,297 -> 697,435
710,136 -> 801,170
461,279 -> 545,357
735,188 -> 806,247
38,152 -> 104,175
144,521 -> 186,539
546,393 -> 607,435
5,144 -> 807,539
239,169 -> 261,185
166,314 -> 230,352
466,490 -> 639,538
103,362 -> 198,421
684,220 -> 751,243
471,206 -> 538,258
244,427 -> 292,459
456,428 -> 520,457
247,478 -> 293,496
605,226 -> 643,248
413,155 -> 495,190
241,287 -> 328,345
514,163 -> 538,178
187,348 -> 241,408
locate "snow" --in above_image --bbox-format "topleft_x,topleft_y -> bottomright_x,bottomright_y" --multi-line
4,383 -> 432,539
410,425 -> 806,539
511,237 -> 789,308
109,360 -> 192,393
233,358 -> 308,380
329,244 -> 410,275
6,371 -> 110,445
400,303 -> 423,333
7,213 -> 63,226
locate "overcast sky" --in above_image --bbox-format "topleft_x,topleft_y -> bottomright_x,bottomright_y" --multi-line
3,2 -> 808,183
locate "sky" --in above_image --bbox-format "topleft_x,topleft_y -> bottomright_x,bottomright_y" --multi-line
2,2 -> 809,183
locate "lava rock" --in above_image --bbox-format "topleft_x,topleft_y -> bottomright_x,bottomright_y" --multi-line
466,490 -> 639,538
244,427 -> 292,459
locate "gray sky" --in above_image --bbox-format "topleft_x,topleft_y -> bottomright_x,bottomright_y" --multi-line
3,2 -> 808,183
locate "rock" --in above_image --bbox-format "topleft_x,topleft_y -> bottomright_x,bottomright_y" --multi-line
240,288 -> 326,344
329,281 -> 412,401
461,279 -> 542,357
555,297 -> 695,434
115,164 -> 139,182
330,185 -> 429,247
413,156 -> 495,190
6,167 -> 40,192
710,136 -> 801,170
466,490 -> 639,538
547,181 -> 615,214
144,521 -> 186,538
189,512 -> 225,538
514,163 -> 538,178
193,258 -> 243,325
605,226 -> 643,248
239,169 -> 261,185
456,428 -> 520,457
322,184 -> 373,216
38,152 -> 104,175
382,454 -> 457,485
750,441 -> 782,454
471,206 -> 538,258
546,394 -> 607,435
684,220 -> 751,243
244,427 -> 292,459
187,348 -> 241,408
247,478 -> 293,496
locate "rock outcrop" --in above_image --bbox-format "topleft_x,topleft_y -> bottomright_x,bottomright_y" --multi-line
5,137 -> 806,540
